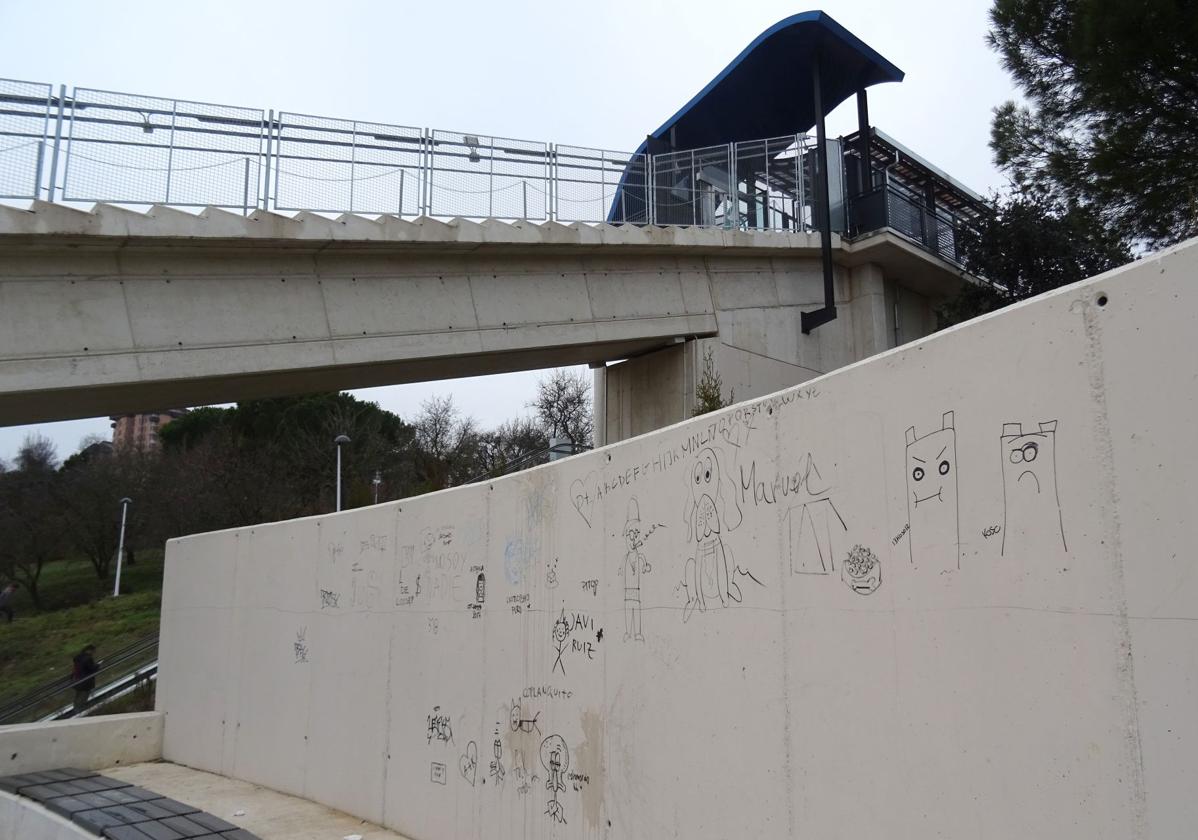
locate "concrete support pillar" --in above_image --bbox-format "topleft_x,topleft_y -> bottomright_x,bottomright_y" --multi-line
592,364 -> 607,448
599,340 -> 696,444
847,263 -> 892,356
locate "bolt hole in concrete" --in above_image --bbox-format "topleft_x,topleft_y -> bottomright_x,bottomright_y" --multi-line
1097,293 -> 1109,307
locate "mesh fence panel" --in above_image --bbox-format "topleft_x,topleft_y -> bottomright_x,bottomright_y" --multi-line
651,144 -> 734,227
554,145 -> 646,223
63,88 -> 264,207
428,130 -> 547,219
274,113 -> 423,214
0,79 -> 52,199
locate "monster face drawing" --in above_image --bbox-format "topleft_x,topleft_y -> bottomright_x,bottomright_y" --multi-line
682,447 -> 745,621
1000,420 -> 1066,555
904,411 -> 960,570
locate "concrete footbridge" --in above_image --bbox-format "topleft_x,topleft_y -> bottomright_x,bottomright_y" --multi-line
0,9 -> 985,439
0,201 -> 968,439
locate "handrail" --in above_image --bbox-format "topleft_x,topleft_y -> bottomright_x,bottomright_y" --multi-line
0,632 -> 159,724
0,76 -> 983,267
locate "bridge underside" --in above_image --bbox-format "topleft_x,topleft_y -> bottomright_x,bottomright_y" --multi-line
4,336 -> 682,428
0,202 -> 967,427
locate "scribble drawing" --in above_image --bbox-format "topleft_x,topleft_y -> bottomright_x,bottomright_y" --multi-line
905,411 -> 961,570
489,728 -> 506,787
540,734 -> 569,824
546,557 -> 559,590
426,706 -> 453,745
459,741 -> 478,787
620,498 -> 652,642
552,609 -> 571,675
504,537 -> 527,586
319,589 -> 339,609
293,627 -> 309,663
512,749 -> 536,796
475,572 -> 486,604
1001,420 -> 1067,555
841,545 -> 882,595
430,762 -> 447,785
510,702 -> 541,736
786,498 -> 847,574
682,447 -> 760,621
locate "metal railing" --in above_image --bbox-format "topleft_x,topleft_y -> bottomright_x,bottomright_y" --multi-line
0,633 -> 159,725
848,182 -> 969,264
0,77 -> 978,265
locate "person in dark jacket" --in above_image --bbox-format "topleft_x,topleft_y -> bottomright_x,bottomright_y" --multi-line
0,583 -> 18,623
72,645 -> 99,711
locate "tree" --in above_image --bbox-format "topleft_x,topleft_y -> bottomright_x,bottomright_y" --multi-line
940,191 -> 1133,324
0,436 -> 67,607
988,0 -> 1198,249
412,395 -> 482,491
16,433 -> 58,473
158,394 -> 421,522
530,369 -> 593,448
59,451 -> 152,581
694,345 -> 734,415
476,417 -> 550,479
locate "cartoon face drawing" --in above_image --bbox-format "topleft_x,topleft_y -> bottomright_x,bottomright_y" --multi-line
552,612 -> 570,644
689,449 -> 722,540
904,411 -> 960,570
1000,420 -> 1066,554
681,447 -> 747,620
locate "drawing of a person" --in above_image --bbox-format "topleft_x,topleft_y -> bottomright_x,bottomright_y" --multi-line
489,731 -> 505,786
620,498 -> 651,641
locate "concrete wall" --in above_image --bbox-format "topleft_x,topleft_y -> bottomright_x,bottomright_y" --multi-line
158,239 -> 1198,838
0,712 -> 163,776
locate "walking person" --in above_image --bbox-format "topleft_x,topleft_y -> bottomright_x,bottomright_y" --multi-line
72,645 -> 99,712
0,582 -> 18,623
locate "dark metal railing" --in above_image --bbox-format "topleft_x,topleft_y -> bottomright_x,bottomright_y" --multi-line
847,182 -> 972,265
0,633 -> 159,725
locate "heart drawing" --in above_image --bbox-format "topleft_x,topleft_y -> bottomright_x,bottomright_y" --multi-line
569,473 -> 596,528
459,740 -> 478,787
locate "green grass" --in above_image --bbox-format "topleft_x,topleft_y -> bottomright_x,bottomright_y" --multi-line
0,550 -> 165,709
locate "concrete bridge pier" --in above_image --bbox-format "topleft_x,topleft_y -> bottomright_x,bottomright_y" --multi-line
596,251 -> 948,444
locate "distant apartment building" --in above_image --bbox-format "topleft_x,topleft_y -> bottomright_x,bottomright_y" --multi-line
110,408 -> 187,453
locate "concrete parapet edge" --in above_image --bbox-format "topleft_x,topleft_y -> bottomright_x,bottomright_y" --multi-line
0,712 -> 163,776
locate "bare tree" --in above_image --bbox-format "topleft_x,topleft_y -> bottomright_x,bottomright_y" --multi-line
476,417 -> 550,479
413,395 -> 482,491
530,368 -> 593,448
76,433 -> 109,451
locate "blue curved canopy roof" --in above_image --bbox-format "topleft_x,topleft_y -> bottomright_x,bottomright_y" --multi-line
645,11 -> 904,151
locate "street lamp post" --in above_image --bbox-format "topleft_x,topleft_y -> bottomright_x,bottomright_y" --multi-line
334,434 -> 351,512
113,497 -> 132,598
372,470 -> 382,505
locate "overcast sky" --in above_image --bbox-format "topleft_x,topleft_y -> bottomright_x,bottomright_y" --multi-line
0,0 -> 1018,464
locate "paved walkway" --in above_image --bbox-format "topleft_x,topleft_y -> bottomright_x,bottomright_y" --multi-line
106,763 -> 411,840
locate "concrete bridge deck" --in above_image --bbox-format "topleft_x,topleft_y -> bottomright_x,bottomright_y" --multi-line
0,202 -> 964,427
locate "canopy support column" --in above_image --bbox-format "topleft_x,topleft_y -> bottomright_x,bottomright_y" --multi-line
802,50 -> 838,334
856,88 -> 871,192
